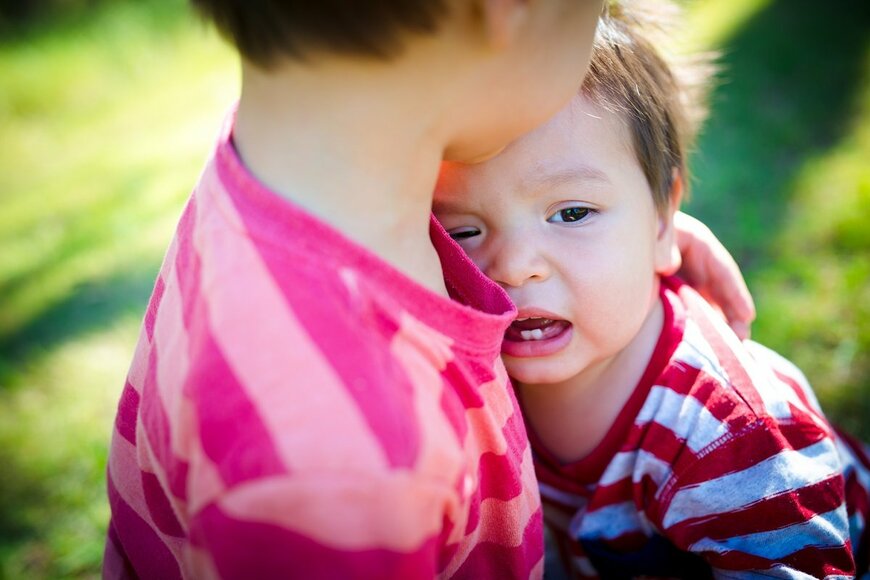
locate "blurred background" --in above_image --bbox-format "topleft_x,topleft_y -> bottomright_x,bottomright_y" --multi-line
0,0 -> 867,576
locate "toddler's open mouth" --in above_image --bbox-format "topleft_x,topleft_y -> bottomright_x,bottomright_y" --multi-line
505,317 -> 570,342
502,316 -> 573,358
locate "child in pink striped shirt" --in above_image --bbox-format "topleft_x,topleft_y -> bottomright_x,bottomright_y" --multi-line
104,2 -> 606,578
434,11 -> 869,579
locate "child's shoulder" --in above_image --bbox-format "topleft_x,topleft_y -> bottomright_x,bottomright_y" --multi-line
646,281 -> 830,453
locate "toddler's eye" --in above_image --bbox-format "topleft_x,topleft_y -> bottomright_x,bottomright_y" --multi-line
448,227 -> 481,240
549,207 -> 591,223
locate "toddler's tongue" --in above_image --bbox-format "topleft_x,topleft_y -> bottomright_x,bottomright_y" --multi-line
505,318 -> 569,342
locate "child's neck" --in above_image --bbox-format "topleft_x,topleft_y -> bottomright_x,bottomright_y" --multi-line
517,288 -> 665,465
233,61 -> 452,297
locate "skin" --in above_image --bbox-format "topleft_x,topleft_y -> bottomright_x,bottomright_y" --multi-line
434,95 -> 683,462
670,212 -> 755,340
232,0 -> 604,298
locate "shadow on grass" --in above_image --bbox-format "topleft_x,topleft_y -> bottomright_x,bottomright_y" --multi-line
0,264 -> 159,572
686,0 -> 870,269
0,445 -> 51,547
0,407 -> 112,577
0,264 -> 160,388
686,0 -> 870,439
0,170 -> 169,333
0,0 -> 189,48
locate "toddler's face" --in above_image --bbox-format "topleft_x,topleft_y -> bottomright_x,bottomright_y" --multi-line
434,95 -> 674,385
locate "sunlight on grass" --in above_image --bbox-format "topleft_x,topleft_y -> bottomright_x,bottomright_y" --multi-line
0,0 -> 237,345
681,0 -> 870,437
752,51 -> 870,434
1,0 -> 237,576
682,0 -> 772,49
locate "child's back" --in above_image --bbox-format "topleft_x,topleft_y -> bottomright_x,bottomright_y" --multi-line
105,120 -> 540,577
103,1 -> 606,577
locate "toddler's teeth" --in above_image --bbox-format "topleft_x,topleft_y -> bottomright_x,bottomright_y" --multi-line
519,329 -> 545,341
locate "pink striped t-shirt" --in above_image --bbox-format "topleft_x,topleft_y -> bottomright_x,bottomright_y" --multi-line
103,111 -> 544,579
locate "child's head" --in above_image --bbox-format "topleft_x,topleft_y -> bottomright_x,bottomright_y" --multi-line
582,7 -> 696,216
194,0 -> 606,164
433,12 -> 710,385
191,0 -> 450,65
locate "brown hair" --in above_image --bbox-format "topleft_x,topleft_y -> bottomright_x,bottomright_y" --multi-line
190,0 -> 449,67
582,5 -> 714,214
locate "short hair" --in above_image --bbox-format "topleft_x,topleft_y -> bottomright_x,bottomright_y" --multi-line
582,6 -> 714,214
191,0 -> 449,67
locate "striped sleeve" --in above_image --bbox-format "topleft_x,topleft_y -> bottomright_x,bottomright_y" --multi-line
656,417 -> 855,578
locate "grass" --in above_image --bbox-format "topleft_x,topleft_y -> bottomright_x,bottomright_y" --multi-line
0,0 -> 867,576
0,0 -> 237,576
682,0 -> 870,437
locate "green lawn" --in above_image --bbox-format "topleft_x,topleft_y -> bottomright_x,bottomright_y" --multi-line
683,0 -> 870,437
0,1 -> 237,576
0,0 -> 867,577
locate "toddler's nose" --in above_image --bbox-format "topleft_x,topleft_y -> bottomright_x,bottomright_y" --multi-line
486,235 -> 550,289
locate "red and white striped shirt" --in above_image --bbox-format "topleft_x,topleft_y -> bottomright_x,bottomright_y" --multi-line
103,110 -> 544,579
536,278 -> 869,579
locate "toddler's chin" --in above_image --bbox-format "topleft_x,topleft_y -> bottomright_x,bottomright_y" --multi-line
505,360 -> 575,388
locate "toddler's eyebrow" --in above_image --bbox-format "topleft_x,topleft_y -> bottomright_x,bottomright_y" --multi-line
524,165 -> 611,190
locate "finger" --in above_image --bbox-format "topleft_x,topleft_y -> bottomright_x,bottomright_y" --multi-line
729,320 -> 751,341
674,211 -> 756,334
675,247 -> 707,294
696,285 -> 751,340
673,213 -> 708,288
706,249 -> 756,328
660,238 -> 683,276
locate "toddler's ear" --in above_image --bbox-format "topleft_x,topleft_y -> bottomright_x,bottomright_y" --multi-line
655,168 -> 684,275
